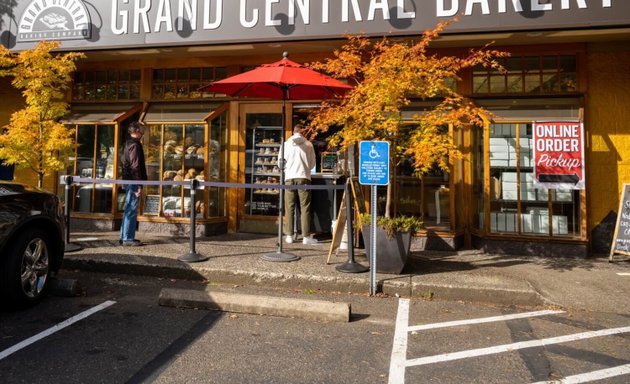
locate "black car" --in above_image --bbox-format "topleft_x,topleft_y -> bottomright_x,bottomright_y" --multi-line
0,182 -> 65,308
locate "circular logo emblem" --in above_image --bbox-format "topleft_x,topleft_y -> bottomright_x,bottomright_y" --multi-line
18,0 -> 91,42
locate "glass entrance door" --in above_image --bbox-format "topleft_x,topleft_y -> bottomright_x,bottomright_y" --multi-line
238,103 -> 285,233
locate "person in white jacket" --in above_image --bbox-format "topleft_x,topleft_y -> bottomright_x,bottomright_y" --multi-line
280,124 -> 318,245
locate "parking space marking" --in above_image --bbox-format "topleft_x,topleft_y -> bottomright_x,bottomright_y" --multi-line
388,298 -> 410,384
408,309 -> 564,332
405,326 -> 630,367
530,362 -> 630,384
617,273 -> 630,276
0,300 -> 116,361
388,299 -> 630,383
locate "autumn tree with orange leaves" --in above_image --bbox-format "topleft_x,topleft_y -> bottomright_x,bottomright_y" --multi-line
310,22 -> 507,218
0,41 -> 84,188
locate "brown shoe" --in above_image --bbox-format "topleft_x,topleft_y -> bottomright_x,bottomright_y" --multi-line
122,240 -> 143,246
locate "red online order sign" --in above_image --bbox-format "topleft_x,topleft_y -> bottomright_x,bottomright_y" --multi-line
533,121 -> 585,190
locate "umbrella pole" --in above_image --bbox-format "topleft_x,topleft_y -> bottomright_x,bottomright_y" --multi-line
262,92 -> 299,262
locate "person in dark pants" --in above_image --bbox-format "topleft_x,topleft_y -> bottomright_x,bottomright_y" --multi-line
120,122 -> 147,246
280,124 -> 318,245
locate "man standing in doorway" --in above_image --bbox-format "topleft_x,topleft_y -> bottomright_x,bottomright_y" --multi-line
120,121 -> 147,246
281,124 -> 318,245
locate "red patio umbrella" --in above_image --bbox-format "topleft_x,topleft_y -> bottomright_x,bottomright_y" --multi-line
200,52 -> 352,100
200,52 -> 352,262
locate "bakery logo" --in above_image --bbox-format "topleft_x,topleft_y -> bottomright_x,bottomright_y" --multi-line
18,0 -> 91,42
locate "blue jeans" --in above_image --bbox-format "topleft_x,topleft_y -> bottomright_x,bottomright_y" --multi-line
120,185 -> 140,242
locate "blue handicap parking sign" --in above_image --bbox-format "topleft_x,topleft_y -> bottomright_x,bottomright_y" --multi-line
359,141 -> 390,186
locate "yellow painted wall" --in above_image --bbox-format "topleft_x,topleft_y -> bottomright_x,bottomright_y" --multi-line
586,43 -> 630,232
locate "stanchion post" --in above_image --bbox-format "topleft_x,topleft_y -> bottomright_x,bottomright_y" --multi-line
178,179 -> 208,263
61,175 -> 82,253
336,178 -> 368,273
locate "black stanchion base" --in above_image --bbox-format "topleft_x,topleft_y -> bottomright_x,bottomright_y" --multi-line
178,252 -> 209,263
64,243 -> 83,253
261,252 -> 300,262
336,261 -> 369,274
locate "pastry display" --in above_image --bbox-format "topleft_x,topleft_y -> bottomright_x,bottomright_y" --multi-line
163,170 -> 177,180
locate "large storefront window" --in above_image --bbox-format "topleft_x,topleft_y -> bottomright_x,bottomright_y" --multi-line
69,124 -> 116,213
479,122 -> 581,237
72,70 -> 141,101
152,67 -> 227,99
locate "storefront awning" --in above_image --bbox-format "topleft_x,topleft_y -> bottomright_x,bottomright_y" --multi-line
63,103 -> 143,124
142,102 -> 222,123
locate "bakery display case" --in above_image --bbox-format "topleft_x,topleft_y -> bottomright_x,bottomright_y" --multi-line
245,125 -> 282,216
142,124 -> 206,217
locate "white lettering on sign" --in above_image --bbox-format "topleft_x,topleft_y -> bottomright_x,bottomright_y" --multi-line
111,0 -> 129,35
155,0 -> 174,32
266,0 -> 281,27
321,0 -> 329,23
240,0 -> 259,28
536,153 -> 581,171
107,0 -> 619,36
498,1 -> 524,13
466,0 -> 491,16
203,0 -> 223,29
178,0 -> 197,31
133,0 -> 151,34
368,0 -> 390,21
437,0 -> 612,17
398,0 -> 416,18
342,0 -> 363,22
289,0 -> 310,25
534,123 -> 581,153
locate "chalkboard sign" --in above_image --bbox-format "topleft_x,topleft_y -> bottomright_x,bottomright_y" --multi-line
321,152 -> 338,173
144,194 -> 161,215
610,183 -> 630,261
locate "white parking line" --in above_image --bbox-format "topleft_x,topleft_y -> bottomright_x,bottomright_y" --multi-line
0,300 -> 116,361
617,273 -> 630,276
408,310 -> 564,332
530,362 -> 630,384
388,298 -> 410,384
406,326 -> 630,367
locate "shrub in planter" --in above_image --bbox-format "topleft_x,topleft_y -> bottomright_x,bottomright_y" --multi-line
361,214 -> 422,274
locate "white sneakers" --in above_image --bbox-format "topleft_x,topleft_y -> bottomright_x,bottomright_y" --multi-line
285,235 -> 318,245
302,237 -> 318,245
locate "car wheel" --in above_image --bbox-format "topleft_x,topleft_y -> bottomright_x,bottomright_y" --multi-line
1,228 -> 51,308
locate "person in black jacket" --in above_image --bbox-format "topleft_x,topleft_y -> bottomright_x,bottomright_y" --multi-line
120,122 -> 148,246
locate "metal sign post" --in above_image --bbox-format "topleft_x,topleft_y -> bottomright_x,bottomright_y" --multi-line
358,141 -> 390,296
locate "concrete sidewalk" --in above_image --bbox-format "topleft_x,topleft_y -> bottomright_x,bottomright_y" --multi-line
62,231 -> 630,314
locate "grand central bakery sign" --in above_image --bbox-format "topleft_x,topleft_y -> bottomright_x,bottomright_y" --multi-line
1,0 -> 628,50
